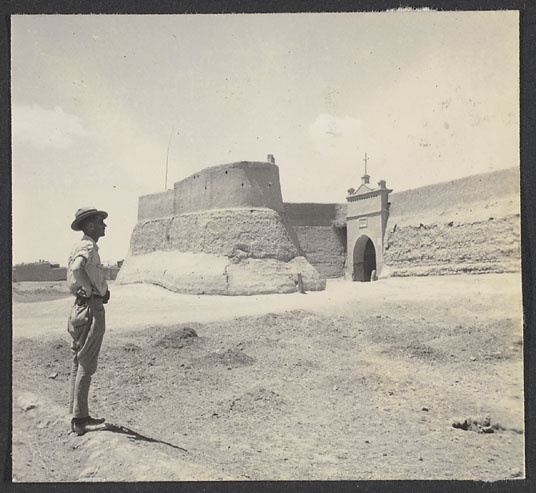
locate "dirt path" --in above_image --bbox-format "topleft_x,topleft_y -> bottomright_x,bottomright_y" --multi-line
12,273 -> 524,481
12,273 -> 521,338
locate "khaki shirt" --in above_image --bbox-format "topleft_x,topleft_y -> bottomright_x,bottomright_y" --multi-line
67,235 -> 108,297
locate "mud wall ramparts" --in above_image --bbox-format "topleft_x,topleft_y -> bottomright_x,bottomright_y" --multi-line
130,208 -> 301,262
383,167 -> 521,276
282,168 -> 520,278
284,203 -> 347,278
388,167 -> 519,224
138,190 -> 175,221
383,217 -> 521,276
123,161 -> 326,295
174,162 -> 284,214
290,226 -> 347,278
131,163 -> 521,283
118,206 -> 325,295
138,161 -> 284,221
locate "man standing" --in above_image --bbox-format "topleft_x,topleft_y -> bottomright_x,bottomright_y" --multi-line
67,207 -> 110,436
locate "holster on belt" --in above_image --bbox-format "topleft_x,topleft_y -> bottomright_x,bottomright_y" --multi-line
68,297 -> 93,349
75,288 -> 110,305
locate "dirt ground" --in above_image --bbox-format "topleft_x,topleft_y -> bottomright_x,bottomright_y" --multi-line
12,273 -> 524,481
12,280 -> 71,303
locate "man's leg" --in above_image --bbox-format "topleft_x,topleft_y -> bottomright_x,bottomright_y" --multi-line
73,367 -> 93,418
68,353 -> 79,414
72,300 -> 106,428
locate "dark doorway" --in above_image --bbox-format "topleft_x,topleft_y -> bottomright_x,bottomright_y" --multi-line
352,235 -> 376,282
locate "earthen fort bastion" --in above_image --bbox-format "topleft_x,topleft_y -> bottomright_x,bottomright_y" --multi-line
117,161 -> 325,295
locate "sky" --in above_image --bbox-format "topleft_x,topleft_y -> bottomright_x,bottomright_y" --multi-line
11,11 -> 519,265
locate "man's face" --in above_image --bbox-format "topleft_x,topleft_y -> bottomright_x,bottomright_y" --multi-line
89,215 -> 107,240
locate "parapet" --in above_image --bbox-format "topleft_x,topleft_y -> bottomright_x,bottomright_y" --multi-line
138,189 -> 175,221
174,161 -> 284,214
138,161 -> 284,220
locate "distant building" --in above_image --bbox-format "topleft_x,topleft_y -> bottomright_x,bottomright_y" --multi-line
13,259 -> 125,282
13,261 -> 67,282
102,263 -> 121,281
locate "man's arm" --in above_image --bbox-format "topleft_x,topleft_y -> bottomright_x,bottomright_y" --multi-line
71,256 -> 93,297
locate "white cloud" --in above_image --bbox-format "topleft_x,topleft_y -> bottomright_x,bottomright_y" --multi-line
12,104 -> 89,150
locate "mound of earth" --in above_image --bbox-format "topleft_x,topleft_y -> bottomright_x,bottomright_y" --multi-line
228,386 -> 286,413
205,347 -> 255,367
152,327 -> 198,349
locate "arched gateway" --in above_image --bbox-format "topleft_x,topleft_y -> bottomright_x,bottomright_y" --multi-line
352,235 -> 376,281
345,168 -> 391,281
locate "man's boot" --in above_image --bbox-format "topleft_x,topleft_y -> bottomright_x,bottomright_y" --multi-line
71,416 -> 106,435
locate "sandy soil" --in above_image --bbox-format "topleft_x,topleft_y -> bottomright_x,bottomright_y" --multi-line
12,273 -> 524,481
12,281 -> 71,303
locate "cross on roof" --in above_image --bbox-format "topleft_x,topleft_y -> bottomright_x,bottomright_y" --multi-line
360,152 -> 371,185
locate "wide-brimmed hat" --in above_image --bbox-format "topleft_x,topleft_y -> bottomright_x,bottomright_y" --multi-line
71,207 -> 108,231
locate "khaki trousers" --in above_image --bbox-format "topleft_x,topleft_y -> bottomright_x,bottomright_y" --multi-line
68,298 -> 106,418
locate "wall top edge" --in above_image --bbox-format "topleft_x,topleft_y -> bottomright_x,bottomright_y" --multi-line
347,189 -> 392,202
139,161 -> 279,200
139,189 -> 175,199
284,202 -> 345,207
176,161 -> 279,185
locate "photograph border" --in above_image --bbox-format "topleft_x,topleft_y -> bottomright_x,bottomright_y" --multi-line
1,1 -> 534,491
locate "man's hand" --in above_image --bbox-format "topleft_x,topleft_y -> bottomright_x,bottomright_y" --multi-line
76,287 -> 91,299
103,289 -> 110,304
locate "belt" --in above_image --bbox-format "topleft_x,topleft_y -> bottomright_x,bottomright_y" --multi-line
75,293 -> 103,303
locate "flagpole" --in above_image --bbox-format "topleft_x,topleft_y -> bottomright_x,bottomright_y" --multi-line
165,127 -> 173,190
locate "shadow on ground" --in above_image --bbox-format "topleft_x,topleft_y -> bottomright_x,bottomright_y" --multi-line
71,422 -> 188,452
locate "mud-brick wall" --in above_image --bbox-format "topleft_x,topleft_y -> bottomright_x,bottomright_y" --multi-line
174,162 -> 284,214
284,203 -> 347,278
387,168 -> 519,219
138,189 -> 175,221
384,216 -> 521,276
138,161 -> 285,221
383,167 -> 521,276
129,208 -> 301,262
